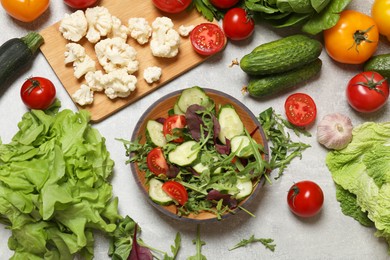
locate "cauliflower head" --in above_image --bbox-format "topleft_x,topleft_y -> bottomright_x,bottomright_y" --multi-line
108,16 -> 129,41
103,69 -> 137,99
143,66 -> 162,84
150,17 -> 180,58
95,37 -> 139,74
64,43 -> 86,64
178,24 -> 195,37
72,84 -> 94,106
59,10 -> 88,42
128,17 -> 152,45
73,54 -> 96,79
85,70 -> 105,92
85,6 -> 113,43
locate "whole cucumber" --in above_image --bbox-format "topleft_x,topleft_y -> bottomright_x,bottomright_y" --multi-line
240,34 -> 322,76
245,58 -> 322,98
364,54 -> 390,79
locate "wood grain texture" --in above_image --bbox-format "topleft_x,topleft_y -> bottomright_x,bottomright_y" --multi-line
39,0 -> 216,122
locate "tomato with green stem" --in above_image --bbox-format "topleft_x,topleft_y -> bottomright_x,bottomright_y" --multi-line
162,181 -> 188,205
163,115 -> 186,143
287,181 -> 324,218
284,93 -> 317,127
190,23 -> 226,56
147,147 -> 168,176
223,7 -> 255,41
20,77 -> 56,110
346,71 -> 389,113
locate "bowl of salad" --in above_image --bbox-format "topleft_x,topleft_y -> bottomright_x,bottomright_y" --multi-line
127,86 -> 269,222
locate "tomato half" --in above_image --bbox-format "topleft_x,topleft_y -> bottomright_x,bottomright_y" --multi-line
162,181 -> 188,205
147,147 -> 169,176
210,0 -> 239,9
323,10 -> 379,64
222,7 -> 255,41
284,93 -> 317,127
64,0 -> 98,9
346,71 -> 389,113
152,0 -> 191,13
287,181 -> 324,218
372,0 -> 390,41
1,0 -> 49,22
20,77 -> 56,110
163,115 -> 186,143
190,23 -> 226,56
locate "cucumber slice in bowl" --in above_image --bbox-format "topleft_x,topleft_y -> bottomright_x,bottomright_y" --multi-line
177,86 -> 215,112
231,135 -> 255,158
168,140 -> 199,166
218,104 -> 244,144
148,178 -> 173,205
146,120 -> 166,147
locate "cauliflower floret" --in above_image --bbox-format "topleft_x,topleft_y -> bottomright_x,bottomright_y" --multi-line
85,6 -> 113,43
95,37 -> 139,74
178,25 -> 195,37
72,84 -> 94,106
73,54 -> 96,79
150,17 -> 180,58
85,70 -> 105,91
59,10 -> 88,42
103,69 -> 137,99
108,16 -> 129,41
64,43 -> 86,64
128,17 -> 152,45
143,66 -> 162,84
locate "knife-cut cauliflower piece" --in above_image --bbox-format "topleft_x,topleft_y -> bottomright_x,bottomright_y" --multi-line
64,43 -> 86,64
143,66 -> 162,84
108,16 -> 129,41
95,37 -> 139,74
150,17 -> 180,58
178,24 -> 195,37
85,6 -> 113,43
102,69 -> 137,99
59,10 -> 88,42
72,84 -> 94,106
128,17 -> 152,45
85,70 -> 105,91
73,54 -> 96,79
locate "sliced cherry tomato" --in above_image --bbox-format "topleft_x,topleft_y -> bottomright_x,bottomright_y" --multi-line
323,10 -> 379,64
287,181 -> 324,218
64,0 -> 98,9
372,0 -> 390,41
1,0 -> 49,22
284,93 -> 317,127
346,71 -> 389,113
190,23 -> 226,56
210,0 -> 239,9
20,77 -> 56,110
152,0 -> 191,13
163,115 -> 186,143
147,147 -> 168,176
222,7 -> 255,41
162,181 -> 188,205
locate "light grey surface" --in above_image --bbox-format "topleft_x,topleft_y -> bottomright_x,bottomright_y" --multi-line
0,1 -> 389,259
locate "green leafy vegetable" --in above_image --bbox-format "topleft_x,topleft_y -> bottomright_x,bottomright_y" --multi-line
192,0 -> 224,21
187,225 -> 207,260
229,234 -> 276,252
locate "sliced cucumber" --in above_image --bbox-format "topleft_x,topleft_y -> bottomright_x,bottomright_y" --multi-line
168,140 -> 199,166
148,178 -> 173,205
230,135 -> 255,158
177,86 -> 214,113
173,103 -> 185,115
234,179 -> 253,199
193,156 -> 222,174
218,105 -> 244,144
146,120 -> 166,147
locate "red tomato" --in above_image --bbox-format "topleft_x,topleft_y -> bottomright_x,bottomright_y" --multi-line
210,0 -> 239,9
152,0 -> 191,13
64,0 -> 98,9
287,181 -> 324,218
346,71 -> 389,113
20,77 -> 56,110
284,93 -> 317,127
222,7 -> 255,41
147,147 -> 169,176
190,23 -> 226,56
163,115 -> 187,143
162,181 -> 188,205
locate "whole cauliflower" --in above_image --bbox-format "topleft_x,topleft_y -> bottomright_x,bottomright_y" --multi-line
108,16 -> 129,41
73,54 -> 96,79
102,69 -> 137,99
72,84 -> 94,106
128,17 -> 152,45
59,10 -> 88,42
150,17 -> 180,58
95,37 -> 139,74
85,6 -> 113,43
64,43 -> 86,64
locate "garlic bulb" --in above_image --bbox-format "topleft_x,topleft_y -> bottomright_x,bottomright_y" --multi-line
316,113 -> 353,150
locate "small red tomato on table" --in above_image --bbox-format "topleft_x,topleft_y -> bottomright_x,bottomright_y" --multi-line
152,0 -> 192,13
20,77 -> 56,110
190,23 -> 227,56
287,181 -> 324,218
222,7 -> 255,41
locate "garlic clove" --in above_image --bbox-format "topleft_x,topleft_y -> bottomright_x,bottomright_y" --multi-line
316,113 -> 353,150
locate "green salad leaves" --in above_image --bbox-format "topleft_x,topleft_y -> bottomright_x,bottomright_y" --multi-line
326,122 -> 390,252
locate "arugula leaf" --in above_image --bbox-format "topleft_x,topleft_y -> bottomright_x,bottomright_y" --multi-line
187,225 -> 207,260
229,234 -> 276,252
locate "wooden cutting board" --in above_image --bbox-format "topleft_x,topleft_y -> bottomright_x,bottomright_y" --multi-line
39,0 -> 216,123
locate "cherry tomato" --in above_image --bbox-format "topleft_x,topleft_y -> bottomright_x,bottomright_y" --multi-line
64,0 -> 98,9
163,115 -> 187,143
323,10 -> 379,64
372,0 -> 390,41
190,23 -> 226,56
346,71 -> 389,113
284,93 -> 317,127
210,0 -> 239,9
162,181 -> 188,205
20,77 -> 56,110
222,7 -> 255,41
152,0 -> 191,13
147,147 -> 169,176
287,181 -> 324,218
1,0 -> 49,22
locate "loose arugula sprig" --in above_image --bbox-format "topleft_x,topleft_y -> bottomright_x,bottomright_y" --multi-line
229,235 -> 276,252
187,225 -> 207,260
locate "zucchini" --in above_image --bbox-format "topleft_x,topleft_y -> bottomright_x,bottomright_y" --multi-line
218,105 -> 244,144
168,140 -> 199,166
177,86 -> 214,113
0,32 -> 44,88
245,58 -> 322,98
148,178 -> 173,205
146,120 -> 166,147
240,34 -> 322,76
364,54 -> 390,79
